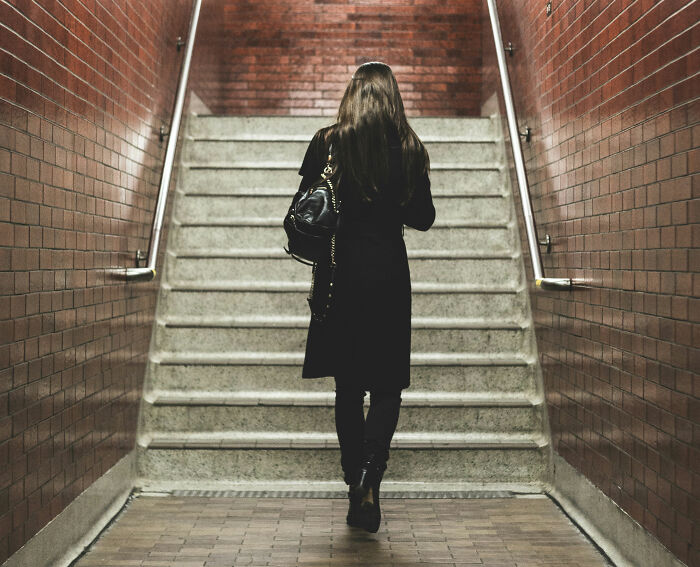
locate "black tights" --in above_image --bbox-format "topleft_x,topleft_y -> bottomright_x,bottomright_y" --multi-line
334,377 -> 402,485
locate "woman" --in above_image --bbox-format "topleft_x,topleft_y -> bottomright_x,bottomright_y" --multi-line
297,62 -> 435,533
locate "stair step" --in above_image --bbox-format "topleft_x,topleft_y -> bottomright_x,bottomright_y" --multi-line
160,280 -> 526,319
171,247 -> 517,259
179,167 -> 505,196
136,432 -> 549,482
151,351 -> 533,366
140,431 -> 548,450
184,140 -> 499,167
147,364 -> 537,395
174,193 -> 511,224
159,315 -> 526,329
137,449 -> 548,483
187,115 -> 496,140
145,390 -> 540,406
183,161 -> 503,171
164,278 -> 520,291
155,315 -> 530,355
165,252 -> 523,289
175,218 -> 508,228
172,222 -> 514,253
142,391 -> 543,434
188,116 -> 333,138
189,134 -> 499,143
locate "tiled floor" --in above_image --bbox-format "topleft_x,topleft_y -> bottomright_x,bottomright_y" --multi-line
74,494 -> 613,566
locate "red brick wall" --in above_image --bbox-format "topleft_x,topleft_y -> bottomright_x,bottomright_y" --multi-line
481,1 -> 698,564
0,0 -> 191,560
189,0 -> 482,116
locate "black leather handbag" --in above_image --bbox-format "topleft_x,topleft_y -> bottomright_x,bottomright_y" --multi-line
284,146 -> 340,321
284,147 -> 340,265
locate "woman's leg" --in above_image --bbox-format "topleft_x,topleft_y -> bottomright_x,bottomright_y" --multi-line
363,389 -> 403,469
333,377 -> 366,485
354,388 -> 402,533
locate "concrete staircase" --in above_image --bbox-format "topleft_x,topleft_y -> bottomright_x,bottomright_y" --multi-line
135,116 -> 552,491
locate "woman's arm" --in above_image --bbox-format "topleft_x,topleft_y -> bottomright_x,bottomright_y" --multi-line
401,171 -> 435,231
297,128 -> 330,191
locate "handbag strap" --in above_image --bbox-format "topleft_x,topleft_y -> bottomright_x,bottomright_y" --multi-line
322,143 -> 334,178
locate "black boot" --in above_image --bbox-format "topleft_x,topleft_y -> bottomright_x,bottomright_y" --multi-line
345,470 -> 363,527
346,486 -> 363,527
354,456 -> 386,533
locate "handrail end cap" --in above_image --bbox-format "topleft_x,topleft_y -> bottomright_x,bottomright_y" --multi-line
124,267 -> 157,282
537,277 -> 574,290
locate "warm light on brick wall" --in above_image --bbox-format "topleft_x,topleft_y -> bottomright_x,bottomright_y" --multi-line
0,0 -> 191,560
189,0 -> 483,116
482,1 -> 698,564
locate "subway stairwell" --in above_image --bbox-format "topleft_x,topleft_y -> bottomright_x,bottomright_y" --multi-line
135,116 -> 553,490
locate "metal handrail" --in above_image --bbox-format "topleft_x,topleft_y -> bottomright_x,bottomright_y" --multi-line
123,0 -> 202,281
486,0 -> 574,290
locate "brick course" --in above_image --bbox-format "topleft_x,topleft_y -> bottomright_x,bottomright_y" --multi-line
481,1 -> 698,564
189,0 -> 482,116
0,0 -> 191,561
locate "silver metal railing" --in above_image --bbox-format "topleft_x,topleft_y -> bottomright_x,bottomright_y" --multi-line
486,0 -> 574,289
122,0 -> 202,281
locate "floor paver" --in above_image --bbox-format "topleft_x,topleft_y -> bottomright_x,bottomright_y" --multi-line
73,494 -> 613,566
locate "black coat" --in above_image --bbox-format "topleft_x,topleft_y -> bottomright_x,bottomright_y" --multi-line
298,127 -> 435,391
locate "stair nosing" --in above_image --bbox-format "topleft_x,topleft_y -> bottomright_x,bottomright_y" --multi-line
151,351 -> 534,367
169,248 -> 519,260
173,217 -> 511,229
187,136 -> 499,144
183,163 -> 504,172
157,315 -> 528,330
189,115 -> 493,122
175,189 -> 508,199
139,431 -> 548,450
161,280 -> 523,294
145,390 -> 543,408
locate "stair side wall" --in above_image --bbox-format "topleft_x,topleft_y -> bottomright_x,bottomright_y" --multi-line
480,1 -> 697,564
0,2 -> 192,563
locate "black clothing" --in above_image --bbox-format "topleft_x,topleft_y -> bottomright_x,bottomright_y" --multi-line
298,126 -> 435,390
334,379 -> 402,484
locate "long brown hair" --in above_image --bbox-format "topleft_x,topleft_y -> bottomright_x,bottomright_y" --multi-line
328,62 -> 429,204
